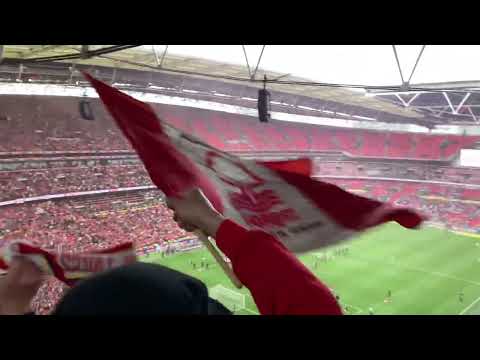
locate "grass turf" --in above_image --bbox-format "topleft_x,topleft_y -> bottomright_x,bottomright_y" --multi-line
141,223 -> 480,315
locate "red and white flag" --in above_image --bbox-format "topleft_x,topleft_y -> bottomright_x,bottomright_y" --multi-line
84,73 -> 426,253
0,241 -> 136,286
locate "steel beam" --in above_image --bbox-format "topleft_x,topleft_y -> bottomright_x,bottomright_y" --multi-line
411,80 -> 480,89
395,94 -> 409,107
81,45 -> 89,59
467,106 -> 478,122
251,45 -> 266,80
68,64 -> 75,84
241,45 -> 252,78
406,93 -> 420,106
455,92 -> 471,113
407,45 -> 426,83
365,90 -> 429,97
111,67 -> 117,84
159,45 -> 169,68
17,64 -> 23,81
412,104 -> 480,109
443,92 -> 457,114
392,45 -> 405,85
152,45 -> 161,66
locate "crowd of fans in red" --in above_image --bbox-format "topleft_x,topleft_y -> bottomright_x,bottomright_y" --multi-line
0,190 -> 190,314
1,96 -> 479,160
0,191 -> 186,253
2,160 -> 480,204
0,96 -> 130,153
315,161 -> 480,185
0,164 -> 152,202
327,178 -> 480,230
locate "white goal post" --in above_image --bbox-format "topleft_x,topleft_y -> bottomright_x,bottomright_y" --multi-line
209,284 -> 246,312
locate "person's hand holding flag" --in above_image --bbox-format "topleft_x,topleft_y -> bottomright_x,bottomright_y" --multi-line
167,189 -> 243,288
167,189 -> 225,238
0,257 -> 46,315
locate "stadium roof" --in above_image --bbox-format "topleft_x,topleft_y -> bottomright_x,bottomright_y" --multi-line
2,45 -> 480,125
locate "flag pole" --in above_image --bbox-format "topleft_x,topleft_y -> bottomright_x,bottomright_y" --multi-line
195,230 -> 243,289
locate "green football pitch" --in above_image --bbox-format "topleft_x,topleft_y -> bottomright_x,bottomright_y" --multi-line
141,223 -> 480,315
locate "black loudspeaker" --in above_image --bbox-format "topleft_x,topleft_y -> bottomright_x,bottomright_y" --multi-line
79,99 -> 95,121
258,89 -> 271,123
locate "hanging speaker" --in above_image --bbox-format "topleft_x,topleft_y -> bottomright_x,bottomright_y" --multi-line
79,99 -> 95,121
258,88 -> 271,123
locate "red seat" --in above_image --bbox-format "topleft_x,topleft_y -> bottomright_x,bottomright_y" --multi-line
361,132 -> 386,157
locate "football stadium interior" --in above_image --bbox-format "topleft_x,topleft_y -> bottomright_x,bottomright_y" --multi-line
1,45 -> 480,315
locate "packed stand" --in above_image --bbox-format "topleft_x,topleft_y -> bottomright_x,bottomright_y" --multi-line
326,178 -> 480,231
314,160 -> 480,185
0,192 -> 188,253
155,104 -> 480,160
0,96 -> 130,153
2,159 -> 479,204
0,164 -> 152,202
1,96 -> 478,160
0,191 -> 193,314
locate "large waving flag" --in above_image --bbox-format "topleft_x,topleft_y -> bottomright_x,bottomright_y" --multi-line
84,73 -> 425,253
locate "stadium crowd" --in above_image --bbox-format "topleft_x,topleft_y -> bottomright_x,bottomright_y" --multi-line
0,193 -> 186,253
328,179 -> 480,230
1,96 -> 478,160
2,160 -> 480,204
0,191 -> 192,314
315,161 -> 480,185
0,165 -> 152,202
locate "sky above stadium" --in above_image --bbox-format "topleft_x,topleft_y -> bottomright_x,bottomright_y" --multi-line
143,45 -> 480,87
